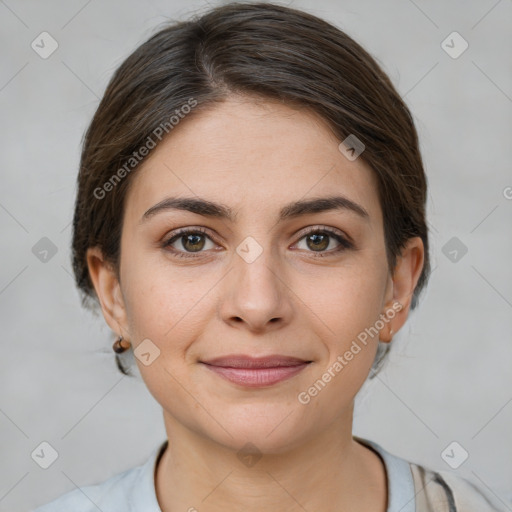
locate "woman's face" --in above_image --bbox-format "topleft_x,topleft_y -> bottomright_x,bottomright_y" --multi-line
90,95 -> 421,453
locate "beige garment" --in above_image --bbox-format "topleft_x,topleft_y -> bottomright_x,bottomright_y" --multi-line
410,463 -> 509,511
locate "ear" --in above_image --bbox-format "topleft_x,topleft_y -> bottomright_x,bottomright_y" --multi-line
380,237 -> 425,342
86,246 -> 129,338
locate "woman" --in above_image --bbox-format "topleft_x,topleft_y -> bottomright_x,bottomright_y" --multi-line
33,2 -> 506,511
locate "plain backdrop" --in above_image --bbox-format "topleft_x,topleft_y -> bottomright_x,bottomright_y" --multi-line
0,0 -> 511,510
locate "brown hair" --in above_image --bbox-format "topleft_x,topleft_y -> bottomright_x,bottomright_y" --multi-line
72,2 -> 430,375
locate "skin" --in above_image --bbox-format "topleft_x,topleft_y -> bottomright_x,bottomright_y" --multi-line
87,95 -> 424,512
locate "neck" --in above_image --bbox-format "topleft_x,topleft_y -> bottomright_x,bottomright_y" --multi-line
155,408 -> 387,512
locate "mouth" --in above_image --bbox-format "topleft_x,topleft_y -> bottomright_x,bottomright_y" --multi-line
200,355 -> 313,388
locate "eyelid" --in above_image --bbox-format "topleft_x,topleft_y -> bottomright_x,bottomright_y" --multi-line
294,224 -> 352,243
162,226 -> 218,246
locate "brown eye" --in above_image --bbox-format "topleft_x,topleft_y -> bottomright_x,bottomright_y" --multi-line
295,228 -> 353,256
305,233 -> 330,251
180,233 -> 206,252
162,228 -> 216,257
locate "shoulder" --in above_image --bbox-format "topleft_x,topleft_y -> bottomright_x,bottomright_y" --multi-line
355,436 -> 509,512
410,461 -> 509,512
33,439 -> 167,511
32,463 -> 144,512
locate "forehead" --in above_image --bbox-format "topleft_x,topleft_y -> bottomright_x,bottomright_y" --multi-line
123,96 -> 382,225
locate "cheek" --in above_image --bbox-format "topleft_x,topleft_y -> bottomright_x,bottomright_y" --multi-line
119,256 -> 209,402
305,254 -> 389,383
310,257 -> 388,333
120,250 -> 217,356
297,270 -> 385,413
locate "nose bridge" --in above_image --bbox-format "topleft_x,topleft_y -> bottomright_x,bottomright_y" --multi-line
235,234 -> 282,305
219,234 -> 292,330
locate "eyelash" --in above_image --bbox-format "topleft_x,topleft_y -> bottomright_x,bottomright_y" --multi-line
161,226 -> 354,259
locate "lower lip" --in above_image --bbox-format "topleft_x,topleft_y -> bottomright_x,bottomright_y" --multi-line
202,363 -> 310,387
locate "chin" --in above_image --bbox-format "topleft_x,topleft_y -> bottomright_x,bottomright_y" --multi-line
200,406 -> 313,456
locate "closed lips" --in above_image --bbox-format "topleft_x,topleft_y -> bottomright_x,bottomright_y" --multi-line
201,356 -> 312,368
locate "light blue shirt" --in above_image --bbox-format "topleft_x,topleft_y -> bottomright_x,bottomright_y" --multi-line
33,437 -> 415,511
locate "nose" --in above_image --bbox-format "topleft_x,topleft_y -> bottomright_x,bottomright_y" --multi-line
217,244 -> 294,334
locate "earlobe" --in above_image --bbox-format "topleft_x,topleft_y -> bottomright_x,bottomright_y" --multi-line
86,246 -> 128,336
379,322 -> 395,344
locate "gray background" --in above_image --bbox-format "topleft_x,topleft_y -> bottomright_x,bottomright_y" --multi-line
0,0 -> 511,510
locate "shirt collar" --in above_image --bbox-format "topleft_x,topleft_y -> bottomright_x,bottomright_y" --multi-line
131,439 -> 168,511
354,436 -> 416,512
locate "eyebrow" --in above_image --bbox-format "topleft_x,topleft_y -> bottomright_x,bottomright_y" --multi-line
140,195 -> 369,224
